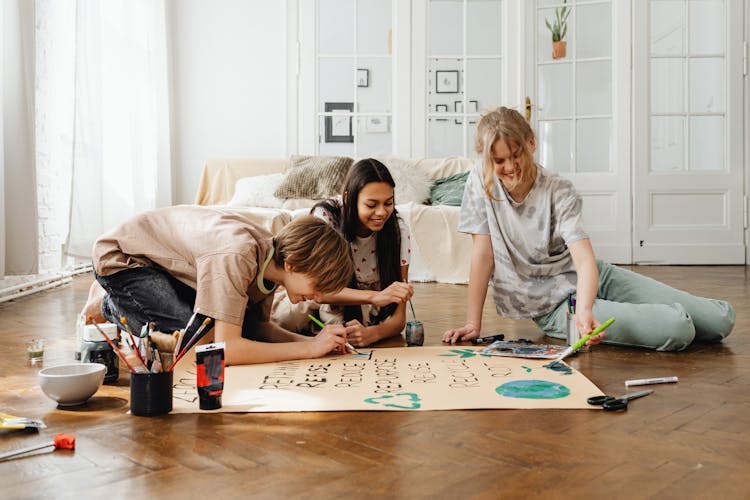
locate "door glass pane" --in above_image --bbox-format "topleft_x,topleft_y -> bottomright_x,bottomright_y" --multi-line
357,57 -> 391,113
430,0 -> 463,55
466,120 -> 479,159
319,58 -> 355,110
357,0 -> 391,55
358,117 -> 392,155
319,115 -> 355,157
576,118 -> 611,172
466,59 -> 501,111
576,3 -> 611,59
539,63 -> 574,119
689,0 -> 724,55
538,120 -> 572,173
427,117 -> 463,157
689,115 -> 724,171
689,58 -> 724,113
467,0 -> 502,55
651,0 -> 684,55
651,59 -> 685,113
576,61 -> 611,116
319,0 -> 354,54
651,116 -> 685,171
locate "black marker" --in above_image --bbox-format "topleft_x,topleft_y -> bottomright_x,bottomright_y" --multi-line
471,334 -> 505,344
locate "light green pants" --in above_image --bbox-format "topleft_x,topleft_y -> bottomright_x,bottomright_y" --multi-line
534,261 -> 735,351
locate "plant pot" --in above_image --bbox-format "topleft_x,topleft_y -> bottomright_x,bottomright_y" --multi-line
552,41 -> 567,59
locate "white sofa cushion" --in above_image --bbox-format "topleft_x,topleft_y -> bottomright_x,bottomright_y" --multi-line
226,173 -> 285,209
374,156 -> 432,204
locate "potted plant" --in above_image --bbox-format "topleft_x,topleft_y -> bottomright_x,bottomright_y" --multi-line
545,0 -> 571,59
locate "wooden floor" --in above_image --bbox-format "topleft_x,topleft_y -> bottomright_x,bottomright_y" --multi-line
1,267 -> 748,499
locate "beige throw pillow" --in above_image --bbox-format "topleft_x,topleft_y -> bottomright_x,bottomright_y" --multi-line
274,155 -> 353,199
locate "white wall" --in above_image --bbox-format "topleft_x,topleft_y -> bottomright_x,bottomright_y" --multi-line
2,0 -> 37,275
168,0 -> 288,204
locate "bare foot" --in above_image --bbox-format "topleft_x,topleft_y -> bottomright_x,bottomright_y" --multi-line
81,280 -> 107,323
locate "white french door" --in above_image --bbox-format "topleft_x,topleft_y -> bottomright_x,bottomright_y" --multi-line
633,0 -> 745,264
523,0 -> 632,264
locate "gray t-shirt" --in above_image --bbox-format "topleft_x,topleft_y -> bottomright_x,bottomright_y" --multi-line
458,162 -> 588,319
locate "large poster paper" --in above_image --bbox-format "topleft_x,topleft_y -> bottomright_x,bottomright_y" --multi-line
170,346 -> 604,412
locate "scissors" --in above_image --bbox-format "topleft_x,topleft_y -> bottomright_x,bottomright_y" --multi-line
587,389 -> 654,411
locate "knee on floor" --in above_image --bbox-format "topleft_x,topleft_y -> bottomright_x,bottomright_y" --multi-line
654,303 -> 696,351
697,300 -> 736,343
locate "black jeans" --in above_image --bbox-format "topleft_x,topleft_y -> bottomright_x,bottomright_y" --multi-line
95,267 -> 259,346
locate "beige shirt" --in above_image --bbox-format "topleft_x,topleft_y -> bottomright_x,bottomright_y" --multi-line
94,205 -> 275,326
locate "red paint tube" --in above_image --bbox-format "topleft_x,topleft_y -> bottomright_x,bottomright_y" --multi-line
195,342 -> 225,410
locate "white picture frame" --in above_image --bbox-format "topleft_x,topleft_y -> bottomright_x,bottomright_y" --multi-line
436,70 -> 459,93
365,116 -> 389,133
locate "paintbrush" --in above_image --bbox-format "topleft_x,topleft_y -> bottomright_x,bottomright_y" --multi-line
0,433 -> 75,461
168,317 -> 213,371
87,317 -> 137,373
120,317 -> 148,369
549,317 -> 615,366
408,300 -> 417,321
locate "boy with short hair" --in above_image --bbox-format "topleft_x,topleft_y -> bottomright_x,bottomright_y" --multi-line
83,206 -> 354,365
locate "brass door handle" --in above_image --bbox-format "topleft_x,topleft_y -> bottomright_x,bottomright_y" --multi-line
525,96 -> 532,122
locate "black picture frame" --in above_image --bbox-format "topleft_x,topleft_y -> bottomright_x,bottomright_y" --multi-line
357,68 -> 370,87
469,100 -> 479,124
435,103 -> 449,122
324,102 -> 354,143
454,100 -> 463,124
436,70 -> 459,93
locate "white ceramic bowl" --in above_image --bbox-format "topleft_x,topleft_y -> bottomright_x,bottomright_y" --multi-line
38,363 -> 105,406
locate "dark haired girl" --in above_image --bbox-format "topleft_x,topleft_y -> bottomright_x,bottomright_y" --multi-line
272,158 -> 414,347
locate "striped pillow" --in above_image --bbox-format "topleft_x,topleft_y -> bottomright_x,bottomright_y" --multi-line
274,155 -> 354,199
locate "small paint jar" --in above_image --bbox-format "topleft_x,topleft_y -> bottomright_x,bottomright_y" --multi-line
405,320 -> 424,346
81,323 -> 119,383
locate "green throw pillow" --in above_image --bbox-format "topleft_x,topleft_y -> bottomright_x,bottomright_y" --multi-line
429,171 -> 469,206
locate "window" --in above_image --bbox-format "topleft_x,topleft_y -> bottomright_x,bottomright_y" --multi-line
426,0 -> 504,158
316,0 -> 393,157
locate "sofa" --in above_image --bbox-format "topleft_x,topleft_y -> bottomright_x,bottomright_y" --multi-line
194,156 -> 475,284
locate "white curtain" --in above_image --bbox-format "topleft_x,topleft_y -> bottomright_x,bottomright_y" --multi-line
64,0 -> 172,258
2,0 -> 38,276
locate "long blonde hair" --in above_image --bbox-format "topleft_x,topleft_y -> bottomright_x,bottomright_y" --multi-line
475,107 -> 537,200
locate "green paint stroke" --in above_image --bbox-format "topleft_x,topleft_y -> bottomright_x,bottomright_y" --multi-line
439,349 -> 489,359
364,392 -> 422,410
521,365 -> 532,373
496,380 -> 571,399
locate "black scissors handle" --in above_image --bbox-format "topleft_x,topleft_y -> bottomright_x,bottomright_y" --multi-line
588,389 -> 654,411
587,395 -> 615,405
602,398 -> 628,411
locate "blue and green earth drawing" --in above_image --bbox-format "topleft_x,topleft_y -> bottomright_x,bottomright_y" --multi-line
496,380 -> 571,399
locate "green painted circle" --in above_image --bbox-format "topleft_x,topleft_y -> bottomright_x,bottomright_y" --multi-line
496,379 -> 571,399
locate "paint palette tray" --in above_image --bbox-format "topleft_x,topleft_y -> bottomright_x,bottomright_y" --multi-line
478,341 -> 567,359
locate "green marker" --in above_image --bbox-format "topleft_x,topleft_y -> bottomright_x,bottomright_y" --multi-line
550,317 -> 615,365
307,314 -> 360,355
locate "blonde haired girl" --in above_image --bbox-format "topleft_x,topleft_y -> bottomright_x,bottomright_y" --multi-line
443,107 -> 735,351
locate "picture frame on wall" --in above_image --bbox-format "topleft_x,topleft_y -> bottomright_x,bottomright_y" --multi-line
454,100 -> 463,124
469,100 -> 479,124
365,115 -> 389,133
324,102 -> 354,143
357,68 -> 369,88
435,104 -> 449,122
436,70 -> 459,94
